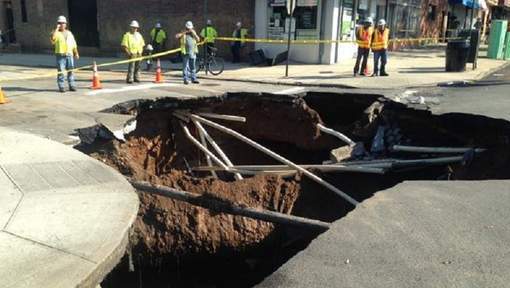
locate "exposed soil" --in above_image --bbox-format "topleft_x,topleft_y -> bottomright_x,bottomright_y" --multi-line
79,92 -> 510,288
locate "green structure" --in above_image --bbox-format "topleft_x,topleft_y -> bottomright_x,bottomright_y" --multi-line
505,32 -> 510,60
487,20 -> 508,60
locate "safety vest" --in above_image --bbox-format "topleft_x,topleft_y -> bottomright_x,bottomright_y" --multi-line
371,28 -> 389,51
356,27 -> 373,49
232,28 -> 248,44
121,32 -> 145,54
200,26 -> 218,43
180,35 -> 198,55
52,30 -> 77,55
150,28 -> 167,45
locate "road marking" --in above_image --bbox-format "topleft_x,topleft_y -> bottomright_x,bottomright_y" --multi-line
86,83 -> 178,96
274,87 -> 306,95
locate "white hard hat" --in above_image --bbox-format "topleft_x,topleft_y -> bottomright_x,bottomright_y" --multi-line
130,20 -> 140,28
236,22 -> 242,27
155,22 -> 162,28
207,19 -> 212,25
145,44 -> 153,51
57,16 -> 67,24
185,21 -> 193,29
365,17 -> 373,24
378,19 -> 386,26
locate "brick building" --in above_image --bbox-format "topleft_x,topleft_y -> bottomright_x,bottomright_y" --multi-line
4,0 -> 254,56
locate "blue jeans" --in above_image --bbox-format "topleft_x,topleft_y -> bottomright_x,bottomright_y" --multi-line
182,54 -> 197,82
373,50 -> 388,75
56,54 -> 76,89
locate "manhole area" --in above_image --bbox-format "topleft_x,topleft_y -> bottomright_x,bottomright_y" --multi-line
78,92 -> 510,288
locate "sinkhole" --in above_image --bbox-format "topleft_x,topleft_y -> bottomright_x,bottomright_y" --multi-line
76,91 -> 510,288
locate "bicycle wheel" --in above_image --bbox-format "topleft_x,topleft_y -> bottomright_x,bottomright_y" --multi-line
196,58 -> 204,74
207,56 -> 225,75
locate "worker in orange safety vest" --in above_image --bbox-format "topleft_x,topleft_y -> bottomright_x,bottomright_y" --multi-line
371,19 -> 390,76
353,17 -> 373,77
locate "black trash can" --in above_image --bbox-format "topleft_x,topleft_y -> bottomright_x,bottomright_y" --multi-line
445,39 -> 470,72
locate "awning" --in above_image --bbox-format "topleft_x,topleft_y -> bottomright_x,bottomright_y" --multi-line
449,0 -> 488,9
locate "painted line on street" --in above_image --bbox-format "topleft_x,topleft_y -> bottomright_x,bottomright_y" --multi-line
86,83 -> 178,96
274,87 -> 307,95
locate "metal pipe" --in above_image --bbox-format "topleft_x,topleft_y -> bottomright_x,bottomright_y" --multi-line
192,119 -> 243,180
189,114 -> 360,206
131,180 -> 331,231
195,120 -> 218,179
197,112 -> 246,122
180,123 -> 234,176
193,165 -> 385,174
392,145 -> 486,154
317,123 -> 356,146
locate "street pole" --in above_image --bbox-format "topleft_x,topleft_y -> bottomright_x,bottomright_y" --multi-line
285,0 -> 294,78
204,0 -> 208,75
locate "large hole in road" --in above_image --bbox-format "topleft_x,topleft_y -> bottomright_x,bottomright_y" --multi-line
77,92 -> 510,288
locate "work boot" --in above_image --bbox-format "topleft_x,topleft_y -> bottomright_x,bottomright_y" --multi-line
380,66 -> 389,76
126,79 -> 133,84
69,86 -> 77,92
184,80 -> 189,85
192,80 -> 200,84
58,87 -> 65,93
134,79 -> 140,83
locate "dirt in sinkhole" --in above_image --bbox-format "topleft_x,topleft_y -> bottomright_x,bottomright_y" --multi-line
78,92 -> 510,288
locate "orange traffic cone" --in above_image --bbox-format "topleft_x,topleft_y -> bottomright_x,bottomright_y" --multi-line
154,59 -> 164,83
90,61 -> 102,90
0,86 -> 9,104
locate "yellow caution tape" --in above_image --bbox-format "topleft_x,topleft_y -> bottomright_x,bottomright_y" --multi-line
0,43 -> 205,82
215,36 -> 460,45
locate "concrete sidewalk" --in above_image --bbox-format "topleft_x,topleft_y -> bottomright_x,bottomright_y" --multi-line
0,48 -> 507,89
204,47 -> 508,89
0,127 -> 139,288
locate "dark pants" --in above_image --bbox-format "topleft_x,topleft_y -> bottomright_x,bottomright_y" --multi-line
231,43 -> 242,63
373,50 -> 388,75
206,42 -> 215,55
354,47 -> 370,74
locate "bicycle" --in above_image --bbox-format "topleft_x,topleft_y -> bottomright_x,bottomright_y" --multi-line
196,46 -> 225,75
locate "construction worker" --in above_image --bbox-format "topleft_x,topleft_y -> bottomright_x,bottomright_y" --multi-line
200,19 -> 218,54
175,21 -> 200,85
231,22 -> 248,63
50,15 -> 79,93
146,22 -> 167,70
371,19 -> 390,77
121,20 -> 145,83
353,17 -> 373,77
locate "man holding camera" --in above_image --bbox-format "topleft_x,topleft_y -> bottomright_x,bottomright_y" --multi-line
175,21 -> 200,85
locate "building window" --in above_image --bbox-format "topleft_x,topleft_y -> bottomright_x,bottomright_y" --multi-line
428,4 -> 437,21
266,0 -> 320,40
20,0 -> 28,22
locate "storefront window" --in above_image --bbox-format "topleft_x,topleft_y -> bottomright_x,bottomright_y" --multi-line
267,0 -> 320,40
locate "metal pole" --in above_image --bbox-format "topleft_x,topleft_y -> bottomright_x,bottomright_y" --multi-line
285,0 -> 294,77
204,0 -> 208,75
385,0 -> 390,20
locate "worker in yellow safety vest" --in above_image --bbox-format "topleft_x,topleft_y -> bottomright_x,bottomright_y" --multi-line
121,20 -> 145,83
200,19 -> 218,55
175,21 -> 200,85
371,19 -> 390,76
146,22 -> 167,70
353,17 -> 373,77
231,22 -> 248,63
50,15 -> 79,93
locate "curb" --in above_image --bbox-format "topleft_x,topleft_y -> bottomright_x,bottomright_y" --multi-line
199,75 -> 358,89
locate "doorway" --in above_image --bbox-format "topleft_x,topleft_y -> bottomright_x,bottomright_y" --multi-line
3,1 -> 16,43
68,0 -> 99,47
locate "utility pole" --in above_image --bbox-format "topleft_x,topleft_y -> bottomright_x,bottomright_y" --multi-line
285,0 -> 295,77
204,0 -> 208,75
